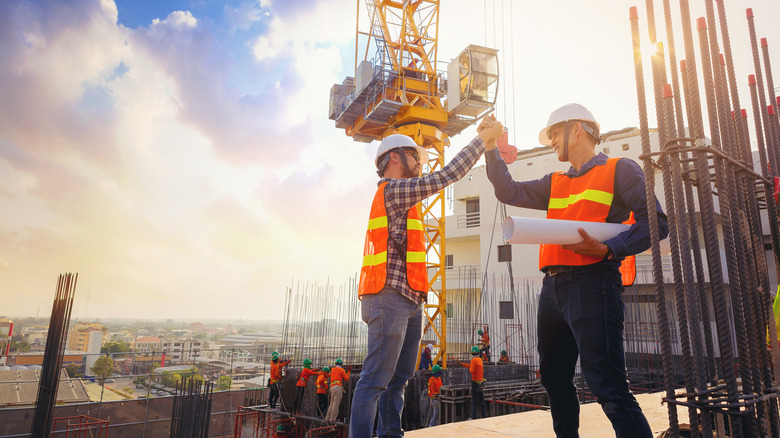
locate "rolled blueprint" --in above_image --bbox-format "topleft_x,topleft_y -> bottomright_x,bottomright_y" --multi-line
502,216 -> 631,245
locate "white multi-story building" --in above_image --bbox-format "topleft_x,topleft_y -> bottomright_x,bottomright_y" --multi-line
160,338 -> 203,364
434,127 -> 777,366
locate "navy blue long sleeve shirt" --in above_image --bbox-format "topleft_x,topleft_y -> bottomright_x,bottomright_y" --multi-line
485,149 -> 668,267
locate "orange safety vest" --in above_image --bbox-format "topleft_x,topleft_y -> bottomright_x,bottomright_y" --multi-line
270,360 -> 289,383
539,157 -> 636,286
297,367 -> 318,387
316,373 -> 329,394
358,182 -> 428,296
329,366 -> 350,387
428,376 -> 442,398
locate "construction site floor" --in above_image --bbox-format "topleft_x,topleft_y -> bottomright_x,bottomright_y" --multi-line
406,391 -> 671,438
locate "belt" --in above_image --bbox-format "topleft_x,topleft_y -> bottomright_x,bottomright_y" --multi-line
543,265 -> 577,276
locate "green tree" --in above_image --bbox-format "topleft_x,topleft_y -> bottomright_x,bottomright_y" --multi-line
101,341 -> 131,356
64,363 -> 83,378
90,356 -> 115,380
161,372 -> 182,388
217,376 -> 232,390
10,335 -> 30,353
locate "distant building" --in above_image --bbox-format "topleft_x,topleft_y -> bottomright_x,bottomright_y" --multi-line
161,338 -> 203,364
67,322 -> 107,353
134,336 -> 162,353
436,127 -> 776,359
0,368 -> 89,407
0,317 -> 12,366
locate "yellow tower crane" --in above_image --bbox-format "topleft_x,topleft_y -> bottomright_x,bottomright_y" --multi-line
329,0 -> 498,369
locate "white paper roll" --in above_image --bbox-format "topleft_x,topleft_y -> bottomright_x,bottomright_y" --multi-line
502,216 -> 631,245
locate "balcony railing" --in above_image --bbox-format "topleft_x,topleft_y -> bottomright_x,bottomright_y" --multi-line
456,212 -> 480,228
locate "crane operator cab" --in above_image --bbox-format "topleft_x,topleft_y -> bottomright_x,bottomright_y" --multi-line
447,44 -> 499,120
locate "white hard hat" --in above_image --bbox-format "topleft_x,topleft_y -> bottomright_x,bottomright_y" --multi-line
538,103 -> 600,146
427,343 -> 433,350
375,134 -> 429,168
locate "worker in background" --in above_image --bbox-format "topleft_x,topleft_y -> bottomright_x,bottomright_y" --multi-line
315,367 -> 330,418
427,364 -> 443,427
350,115 -> 504,438
477,327 -> 490,362
486,103 -> 667,438
499,350 -> 510,364
292,358 -> 319,414
325,358 -> 350,422
268,352 -> 290,410
458,346 -> 487,419
419,343 -> 433,370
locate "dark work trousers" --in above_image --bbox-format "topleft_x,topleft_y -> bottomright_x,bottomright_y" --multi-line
293,386 -> 305,412
537,266 -> 652,438
268,382 -> 281,409
470,380 -> 487,419
317,393 -> 328,418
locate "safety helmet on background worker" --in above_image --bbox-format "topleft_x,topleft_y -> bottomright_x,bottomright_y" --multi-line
427,343 -> 433,350
432,364 -> 442,374
538,103 -> 601,146
335,358 -> 343,365
322,366 -> 330,373
471,346 -> 480,354
303,358 -> 312,368
375,134 -> 429,170
501,350 -> 507,355
272,353 -> 279,361
477,329 -> 483,335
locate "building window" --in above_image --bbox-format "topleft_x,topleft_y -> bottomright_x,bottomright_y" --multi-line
622,143 -> 630,151
526,162 -> 533,166
445,254 -> 453,270
602,147 -> 610,154
466,199 -> 480,228
446,303 -> 454,318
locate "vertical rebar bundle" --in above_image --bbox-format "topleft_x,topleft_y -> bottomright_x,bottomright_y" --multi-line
170,376 -> 214,438
30,273 -> 77,438
630,2 -> 780,436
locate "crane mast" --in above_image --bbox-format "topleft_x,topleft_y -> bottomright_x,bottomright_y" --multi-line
329,0 -> 498,369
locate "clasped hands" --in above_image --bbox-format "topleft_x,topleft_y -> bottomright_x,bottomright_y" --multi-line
476,114 -> 503,149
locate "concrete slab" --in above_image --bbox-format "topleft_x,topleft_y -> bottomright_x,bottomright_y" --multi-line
406,392 -> 672,438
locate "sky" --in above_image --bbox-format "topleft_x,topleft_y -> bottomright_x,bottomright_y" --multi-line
1,0 -> 779,321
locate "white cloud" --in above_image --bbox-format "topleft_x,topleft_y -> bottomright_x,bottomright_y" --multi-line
152,10 -> 197,29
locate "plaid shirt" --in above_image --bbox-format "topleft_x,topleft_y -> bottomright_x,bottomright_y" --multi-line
376,137 -> 486,304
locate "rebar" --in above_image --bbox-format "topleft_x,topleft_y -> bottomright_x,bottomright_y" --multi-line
630,7 -> 680,434
30,273 -> 77,438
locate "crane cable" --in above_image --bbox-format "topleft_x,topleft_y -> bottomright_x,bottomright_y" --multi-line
477,0 -> 517,332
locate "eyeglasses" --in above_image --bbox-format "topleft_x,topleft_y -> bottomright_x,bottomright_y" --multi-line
403,148 -> 420,162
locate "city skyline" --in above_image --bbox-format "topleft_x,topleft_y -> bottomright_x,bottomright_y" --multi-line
1,0 -> 779,320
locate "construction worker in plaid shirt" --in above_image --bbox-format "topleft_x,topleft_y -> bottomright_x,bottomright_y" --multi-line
350,115 -> 504,438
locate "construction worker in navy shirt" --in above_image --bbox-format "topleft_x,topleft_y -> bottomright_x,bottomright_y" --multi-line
486,103 -> 667,438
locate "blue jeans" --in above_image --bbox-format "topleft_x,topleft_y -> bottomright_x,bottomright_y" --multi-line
538,266 -> 651,438
349,290 -> 423,438
427,398 -> 440,427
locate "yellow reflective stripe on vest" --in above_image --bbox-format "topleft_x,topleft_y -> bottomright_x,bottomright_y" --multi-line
407,218 -> 424,230
406,251 -> 426,263
363,251 -> 387,267
368,215 -> 388,230
549,189 -> 614,209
